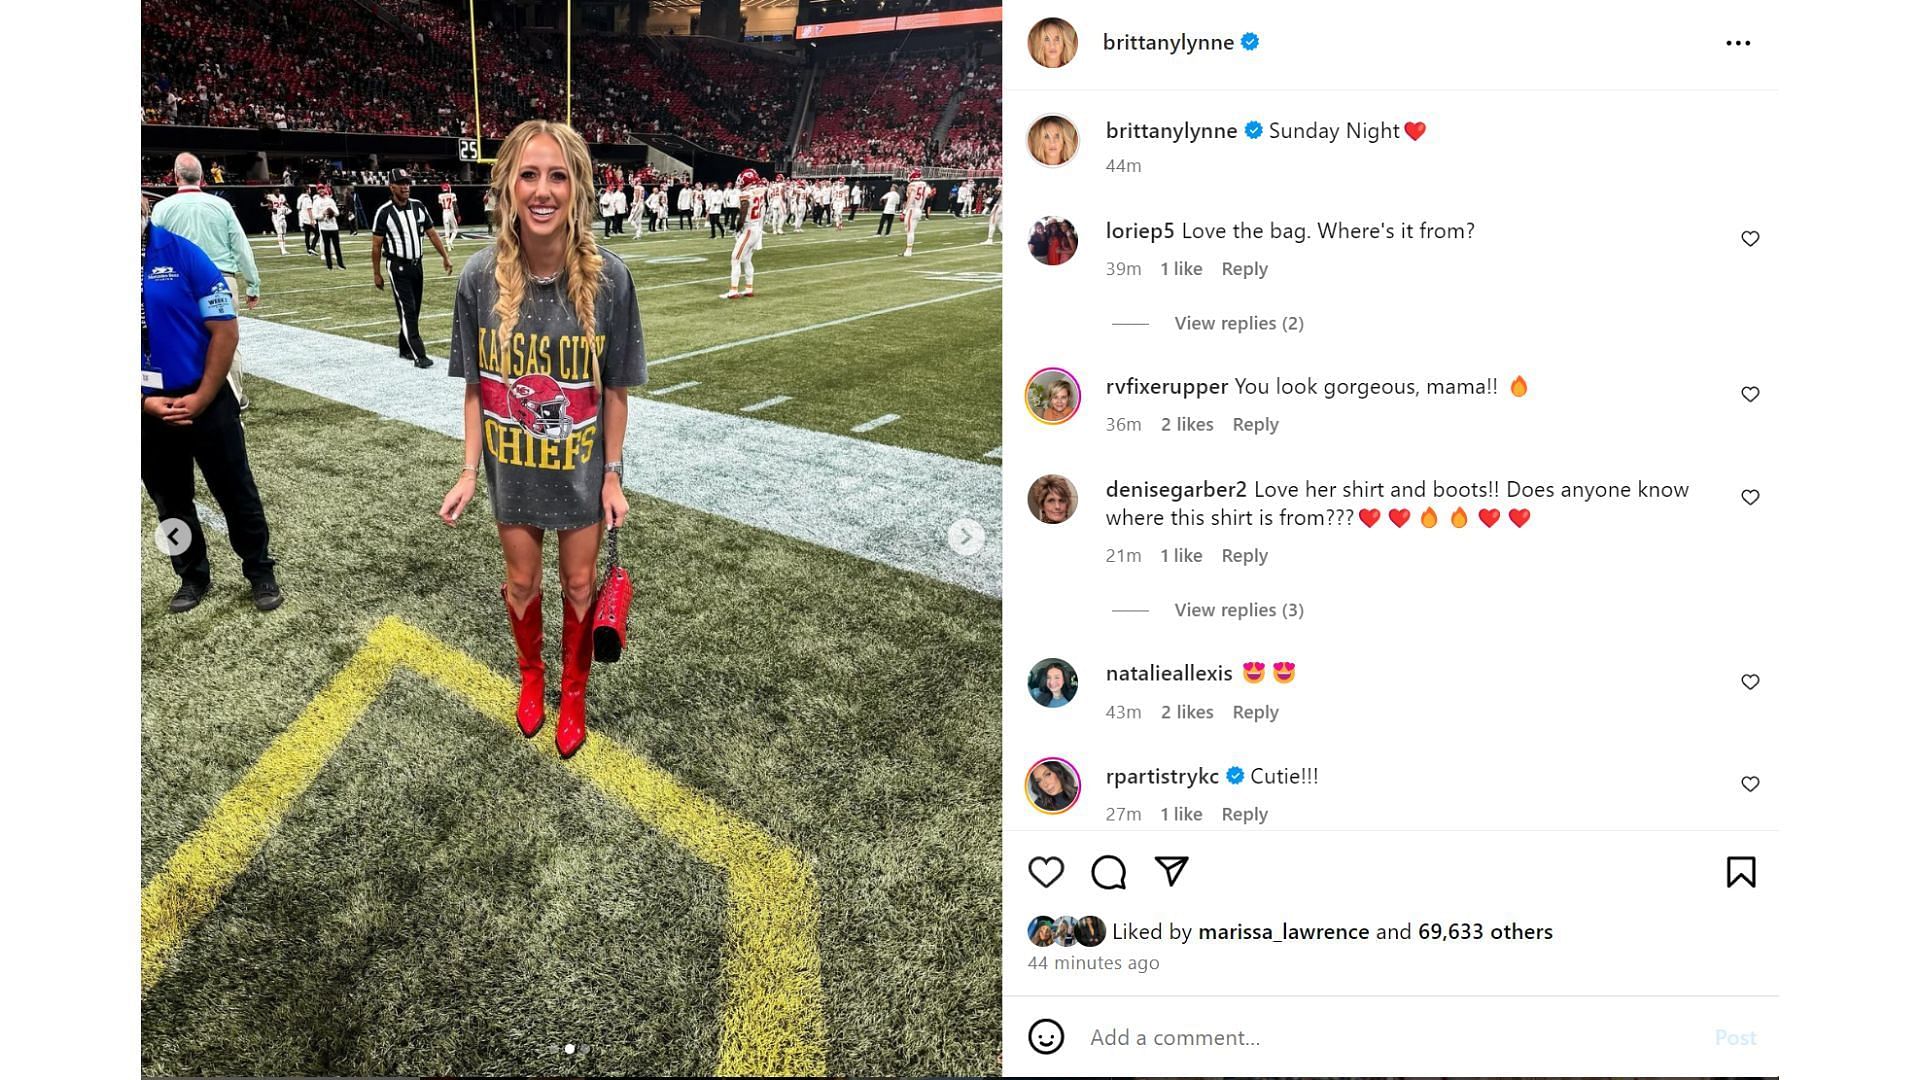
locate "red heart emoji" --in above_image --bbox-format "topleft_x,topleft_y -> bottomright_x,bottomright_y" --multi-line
1405,121 -> 1427,141
1509,508 -> 1530,528
1388,508 -> 1411,528
1478,508 -> 1500,528
1359,508 -> 1381,528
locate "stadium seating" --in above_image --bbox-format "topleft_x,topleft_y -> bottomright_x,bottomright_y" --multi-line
141,0 -> 794,155
796,53 -> 965,172
142,0 -> 997,171
937,62 -> 1001,172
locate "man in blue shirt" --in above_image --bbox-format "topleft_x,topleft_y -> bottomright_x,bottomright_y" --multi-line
141,197 -> 282,613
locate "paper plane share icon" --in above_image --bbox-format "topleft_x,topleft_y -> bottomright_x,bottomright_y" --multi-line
1154,855 -> 1190,887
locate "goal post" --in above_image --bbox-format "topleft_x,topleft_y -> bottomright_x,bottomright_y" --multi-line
469,0 -> 573,164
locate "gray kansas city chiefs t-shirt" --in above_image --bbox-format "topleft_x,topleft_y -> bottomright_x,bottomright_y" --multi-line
448,247 -> 647,529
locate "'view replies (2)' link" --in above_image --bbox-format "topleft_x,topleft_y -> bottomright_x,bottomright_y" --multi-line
1005,1 -> 1780,1075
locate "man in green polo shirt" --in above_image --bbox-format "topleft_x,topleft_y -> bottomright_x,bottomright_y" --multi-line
150,152 -> 262,409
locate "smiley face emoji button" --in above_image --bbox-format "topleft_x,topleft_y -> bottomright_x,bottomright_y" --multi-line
1028,1018 -> 1065,1055
1242,661 -> 1266,684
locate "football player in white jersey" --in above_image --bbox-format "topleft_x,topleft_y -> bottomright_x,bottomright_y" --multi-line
901,168 -> 932,256
725,168 -> 766,300
438,183 -> 463,239
262,190 -> 291,254
768,174 -> 787,235
831,176 -> 849,230
981,184 -> 1002,244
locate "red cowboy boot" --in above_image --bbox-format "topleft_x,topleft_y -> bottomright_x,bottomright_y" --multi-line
503,588 -> 545,737
555,598 -> 592,758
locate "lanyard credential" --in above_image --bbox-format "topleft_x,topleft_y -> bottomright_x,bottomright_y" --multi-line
140,222 -> 150,363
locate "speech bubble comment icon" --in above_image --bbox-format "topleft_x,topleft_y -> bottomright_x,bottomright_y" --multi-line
1091,855 -> 1127,889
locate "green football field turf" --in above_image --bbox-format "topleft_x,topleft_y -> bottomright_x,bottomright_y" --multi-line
142,212 -> 1003,1076
243,213 -> 1005,461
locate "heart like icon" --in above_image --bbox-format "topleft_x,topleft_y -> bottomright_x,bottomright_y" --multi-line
1741,776 -> 1760,792
1404,120 -> 1427,140
1478,508 -> 1500,528
1388,508 -> 1411,528
1741,673 -> 1760,690
1028,856 -> 1064,888
1741,489 -> 1761,505
1359,508 -> 1382,528
1741,230 -> 1760,247
1741,386 -> 1760,402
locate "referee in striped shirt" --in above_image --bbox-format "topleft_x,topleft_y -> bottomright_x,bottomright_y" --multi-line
370,170 -> 454,368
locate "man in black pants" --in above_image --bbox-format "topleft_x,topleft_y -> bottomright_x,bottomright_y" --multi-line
369,171 -> 454,368
142,200 -> 282,613
297,183 -> 319,254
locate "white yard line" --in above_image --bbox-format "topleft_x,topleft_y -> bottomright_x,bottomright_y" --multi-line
652,285 -> 1001,365
607,216 -> 978,253
648,380 -> 700,396
246,310 -> 301,319
983,446 -> 1002,459
851,414 -> 901,433
234,320 -> 1000,596
633,240 -> 994,292
740,395 -> 792,413
316,312 -> 454,332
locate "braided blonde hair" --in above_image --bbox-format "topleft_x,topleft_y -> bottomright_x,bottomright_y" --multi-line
488,120 -> 606,384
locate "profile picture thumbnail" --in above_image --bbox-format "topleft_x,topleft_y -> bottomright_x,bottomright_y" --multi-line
1025,758 -> 1080,814
1028,217 -> 1078,266
1029,657 -> 1078,709
1027,474 -> 1077,525
1028,17 -> 1078,68
1074,915 -> 1106,946
1028,115 -> 1078,167
1028,915 -> 1060,946
1026,368 -> 1079,425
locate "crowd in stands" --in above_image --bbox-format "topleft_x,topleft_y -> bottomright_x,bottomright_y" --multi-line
142,0 -> 998,171
799,0 -> 1000,21
142,0 -> 794,155
675,39 -> 799,159
140,0 -> 485,135
794,52 -> 1001,175
569,36 -> 795,156
936,62 -> 1001,172
794,53 -> 963,171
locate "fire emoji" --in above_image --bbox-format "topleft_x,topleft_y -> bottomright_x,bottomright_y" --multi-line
1511,375 -> 1528,397
1420,506 -> 1438,529
1450,506 -> 1469,528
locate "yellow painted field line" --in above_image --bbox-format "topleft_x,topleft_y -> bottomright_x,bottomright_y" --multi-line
139,637 -> 399,992
140,616 -> 826,1076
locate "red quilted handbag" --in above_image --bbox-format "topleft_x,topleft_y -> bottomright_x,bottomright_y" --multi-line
592,524 -> 632,663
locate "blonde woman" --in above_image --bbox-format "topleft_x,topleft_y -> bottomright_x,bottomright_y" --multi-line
1028,116 -> 1077,167
439,120 -> 647,759
1028,18 -> 1077,68
1035,378 -> 1076,423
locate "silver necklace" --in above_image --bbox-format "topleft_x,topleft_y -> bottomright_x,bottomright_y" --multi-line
528,267 -> 561,285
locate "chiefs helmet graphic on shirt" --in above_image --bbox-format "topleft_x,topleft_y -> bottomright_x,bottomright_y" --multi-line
507,374 -> 574,441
